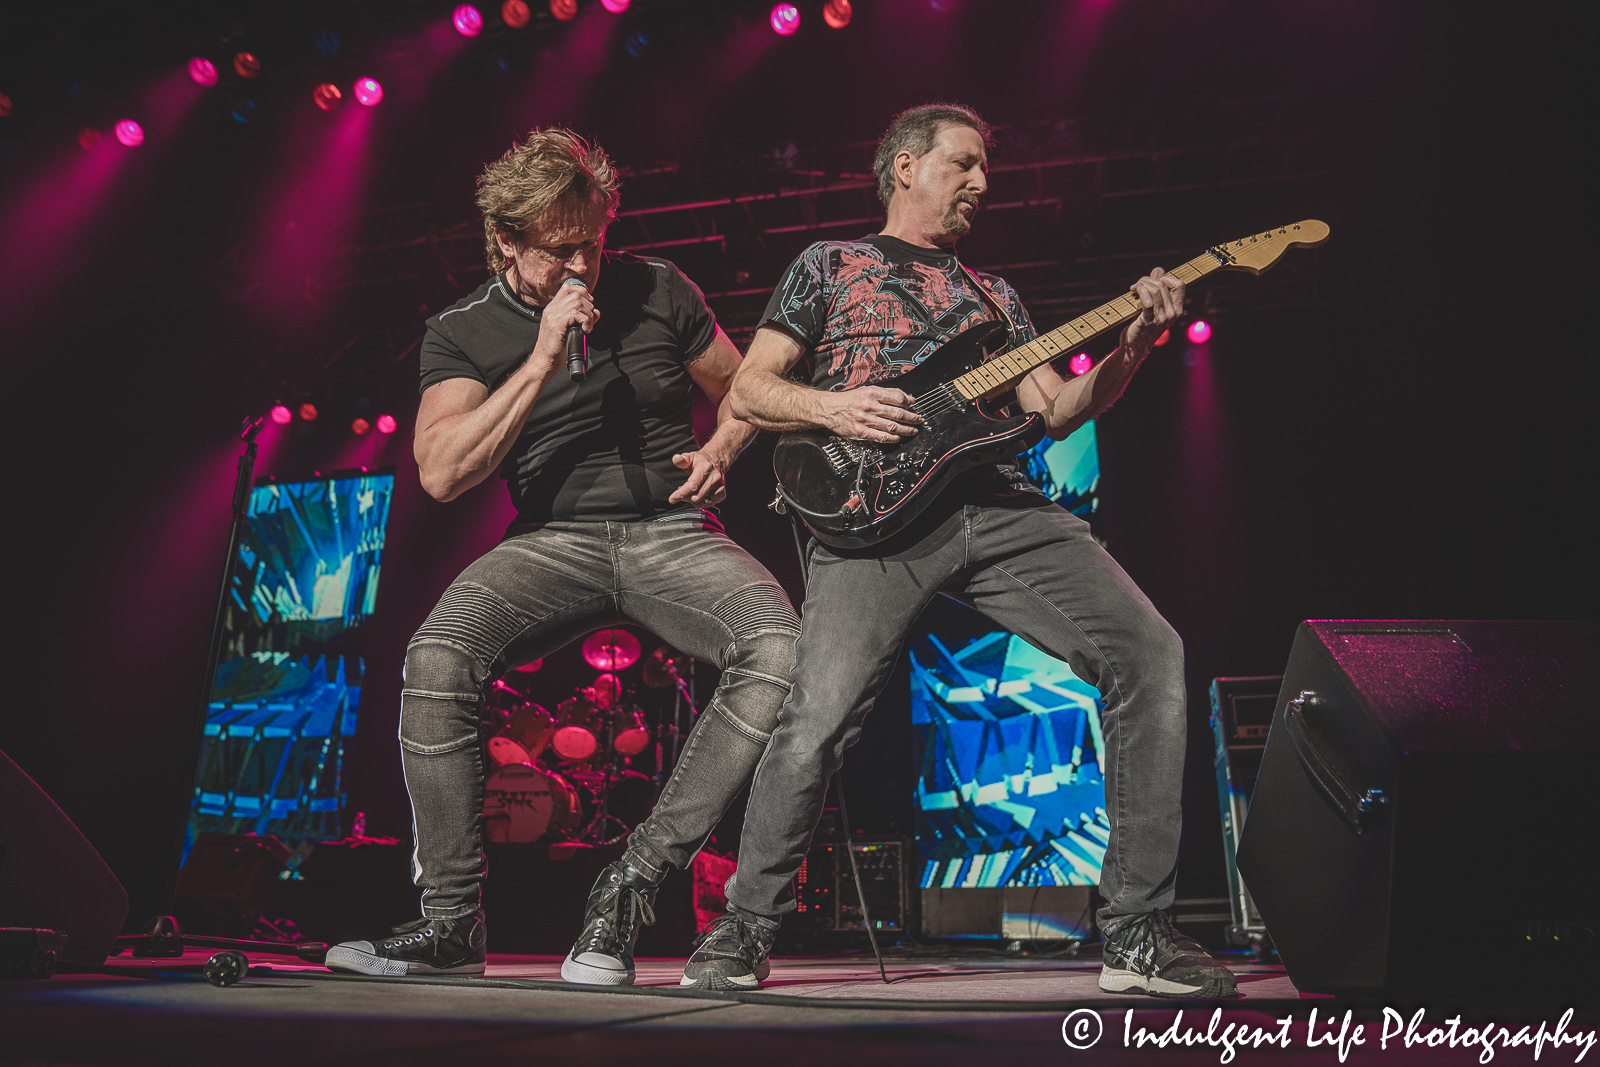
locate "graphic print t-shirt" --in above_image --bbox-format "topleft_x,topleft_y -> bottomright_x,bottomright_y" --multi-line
758,233 -> 1046,502
419,251 -> 716,526
758,234 -> 1039,391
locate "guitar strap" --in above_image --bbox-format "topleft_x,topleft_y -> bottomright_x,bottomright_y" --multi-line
960,264 -> 1021,348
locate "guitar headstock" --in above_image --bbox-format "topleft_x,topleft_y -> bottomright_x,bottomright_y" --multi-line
1212,220 -> 1329,276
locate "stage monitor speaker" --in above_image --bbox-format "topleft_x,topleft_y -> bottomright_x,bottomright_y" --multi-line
0,748 -> 128,964
1236,620 -> 1598,1001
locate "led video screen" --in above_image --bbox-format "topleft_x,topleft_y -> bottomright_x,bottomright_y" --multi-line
910,422 -> 1106,892
186,470 -> 395,861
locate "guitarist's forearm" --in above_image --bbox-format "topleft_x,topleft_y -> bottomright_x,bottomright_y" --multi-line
729,366 -> 830,432
1024,342 -> 1149,439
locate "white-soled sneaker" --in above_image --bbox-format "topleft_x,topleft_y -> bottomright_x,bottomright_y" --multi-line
680,911 -> 775,991
324,912 -> 487,977
561,863 -> 657,986
1099,911 -> 1238,997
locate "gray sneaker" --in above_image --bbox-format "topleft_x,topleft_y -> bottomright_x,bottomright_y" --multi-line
680,911 -> 776,991
324,912 -> 487,977
561,863 -> 657,986
1099,911 -> 1237,997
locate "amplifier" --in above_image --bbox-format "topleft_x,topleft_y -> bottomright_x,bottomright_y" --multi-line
1209,675 -> 1281,951
793,840 -> 908,934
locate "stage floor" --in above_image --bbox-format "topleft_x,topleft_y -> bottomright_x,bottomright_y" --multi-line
3,952 -> 1593,1065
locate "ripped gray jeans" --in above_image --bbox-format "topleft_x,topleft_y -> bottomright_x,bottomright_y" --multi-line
399,510 -> 799,920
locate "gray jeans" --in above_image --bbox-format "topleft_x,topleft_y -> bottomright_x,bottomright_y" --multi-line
400,511 -> 799,920
724,500 -> 1186,936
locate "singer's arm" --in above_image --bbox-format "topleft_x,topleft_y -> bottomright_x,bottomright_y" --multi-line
414,280 -> 597,502
669,327 -> 754,506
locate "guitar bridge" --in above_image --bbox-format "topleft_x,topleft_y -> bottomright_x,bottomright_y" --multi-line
822,437 -> 875,475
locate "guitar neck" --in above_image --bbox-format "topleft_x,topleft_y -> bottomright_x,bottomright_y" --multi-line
951,248 -> 1230,400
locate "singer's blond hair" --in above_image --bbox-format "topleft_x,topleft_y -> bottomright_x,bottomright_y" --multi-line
476,127 -> 621,273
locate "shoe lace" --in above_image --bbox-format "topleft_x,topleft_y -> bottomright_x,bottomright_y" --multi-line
692,912 -> 764,954
381,916 -> 436,949
583,883 -> 656,950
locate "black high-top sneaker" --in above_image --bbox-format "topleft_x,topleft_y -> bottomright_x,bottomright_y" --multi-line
680,910 -> 776,990
561,863 -> 658,986
1099,910 -> 1238,997
324,912 -> 487,977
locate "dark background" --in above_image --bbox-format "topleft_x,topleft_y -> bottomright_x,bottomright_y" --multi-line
1,0 -> 1591,932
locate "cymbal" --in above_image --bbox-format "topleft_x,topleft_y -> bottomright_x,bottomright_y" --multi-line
509,659 -> 544,674
582,628 -> 641,671
642,646 -> 687,689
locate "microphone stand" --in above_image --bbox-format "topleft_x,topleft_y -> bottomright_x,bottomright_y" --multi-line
159,414 -> 267,914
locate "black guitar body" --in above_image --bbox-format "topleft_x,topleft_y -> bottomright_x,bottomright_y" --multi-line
774,321 -> 1047,549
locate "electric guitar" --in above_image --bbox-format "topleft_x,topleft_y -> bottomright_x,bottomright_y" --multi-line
773,220 -> 1330,548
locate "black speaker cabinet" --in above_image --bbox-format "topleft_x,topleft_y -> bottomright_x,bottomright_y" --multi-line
1236,620 -> 1598,1001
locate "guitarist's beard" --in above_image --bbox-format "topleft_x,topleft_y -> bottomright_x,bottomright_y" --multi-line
941,194 -> 979,238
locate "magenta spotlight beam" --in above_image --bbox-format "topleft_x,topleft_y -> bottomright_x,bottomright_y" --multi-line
770,3 -> 800,35
353,77 -> 383,106
601,0 -> 629,13
453,4 -> 483,37
188,58 -> 218,86
1186,319 -> 1212,344
114,120 -> 145,147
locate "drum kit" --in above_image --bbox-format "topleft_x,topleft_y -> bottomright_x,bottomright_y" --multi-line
480,628 -> 698,848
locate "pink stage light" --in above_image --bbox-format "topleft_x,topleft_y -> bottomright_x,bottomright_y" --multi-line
78,128 -> 103,151
233,52 -> 261,79
270,405 -> 293,425
187,58 -> 218,86
0,92 -> 11,117
376,414 -> 398,434
823,0 -> 852,28
452,5 -> 484,36
547,0 -> 575,20
601,0 -> 630,13
1186,320 -> 1212,344
114,120 -> 144,147
1153,327 -> 1170,347
299,402 -> 319,422
503,0 -> 532,27
1068,352 -> 1092,377
353,78 -> 383,106
351,418 -> 371,435
770,3 -> 800,35
313,83 -> 342,111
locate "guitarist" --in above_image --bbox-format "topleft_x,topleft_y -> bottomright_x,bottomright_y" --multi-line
682,103 -> 1236,999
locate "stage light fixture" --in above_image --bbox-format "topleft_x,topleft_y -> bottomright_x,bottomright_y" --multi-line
823,0 -> 852,28
187,58 -> 218,86
453,5 -> 484,36
625,30 -> 651,57
1153,327 -> 1170,347
114,120 -> 144,147
353,78 -> 383,106
233,52 -> 261,79
299,403 -> 319,421
313,83 -> 342,111
770,3 -> 801,35
1186,320 -> 1212,344
1068,352 -> 1092,376
376,414 -> 398,434
231,99 -> 257,123
270,405 -> 293,425
546,0 -> 574,20
351,418 -> 371,435
78,128 -> 102,151
601,0 -> 630,13
0,92 -> 11,117
504,0 -> 533,27
315,30 -> 342,58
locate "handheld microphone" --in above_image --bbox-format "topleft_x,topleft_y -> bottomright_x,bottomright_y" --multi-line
562,277 -> 588,381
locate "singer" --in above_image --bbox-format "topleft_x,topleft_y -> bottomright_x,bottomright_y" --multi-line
323,128 -> 801,985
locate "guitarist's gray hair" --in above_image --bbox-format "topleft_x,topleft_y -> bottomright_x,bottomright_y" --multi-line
873,103 -> 992,209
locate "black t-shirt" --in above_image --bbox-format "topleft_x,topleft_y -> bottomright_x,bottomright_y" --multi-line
759,234 -> 1045,508
420,251 -> 717,526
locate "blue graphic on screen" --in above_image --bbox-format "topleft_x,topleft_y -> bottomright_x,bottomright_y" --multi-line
187,472 -> 394,859
910,420 -> 1105,891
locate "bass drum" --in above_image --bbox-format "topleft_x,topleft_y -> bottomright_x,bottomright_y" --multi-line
483,763 -> 581,845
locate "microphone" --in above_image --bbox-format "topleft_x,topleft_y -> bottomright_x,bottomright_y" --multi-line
562,277 -> 588,381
